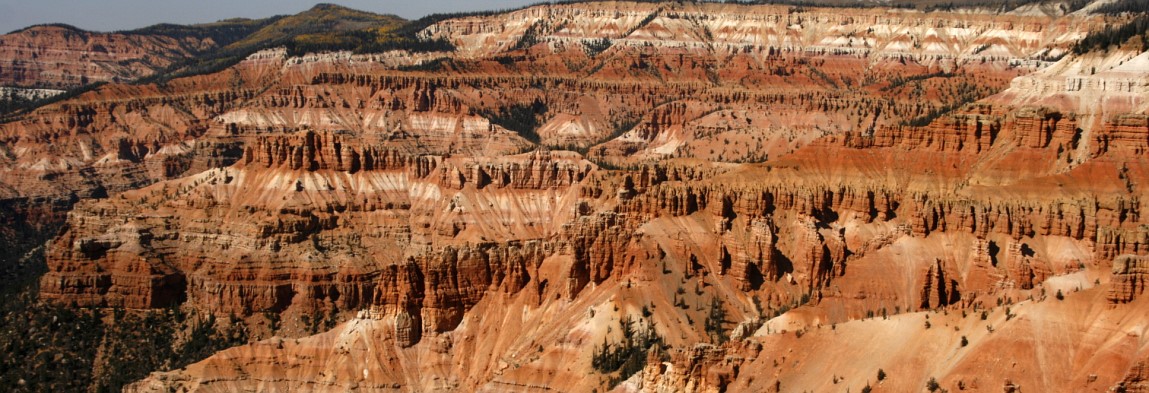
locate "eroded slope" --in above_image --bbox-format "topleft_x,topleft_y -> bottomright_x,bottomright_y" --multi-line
1,2 -> 1145,392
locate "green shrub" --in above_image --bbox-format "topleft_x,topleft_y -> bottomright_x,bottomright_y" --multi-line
591,316 -> 663,387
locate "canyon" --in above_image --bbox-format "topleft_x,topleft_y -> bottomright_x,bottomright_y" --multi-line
0,24 -> 216,89
1,1 -> 1147,392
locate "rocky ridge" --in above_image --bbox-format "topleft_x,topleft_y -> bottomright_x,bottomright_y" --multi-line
0,25 -> 216,89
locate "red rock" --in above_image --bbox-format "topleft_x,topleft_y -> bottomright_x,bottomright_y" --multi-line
1109,255 -> 1149,304
2,2 -> 1147,392
0,25 -> 215,89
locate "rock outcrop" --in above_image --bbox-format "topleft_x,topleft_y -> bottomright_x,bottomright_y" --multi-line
1110,255 -> 1149,304
0,24 -> 216,89
1114,360 -> 1149,393
1,1 -> 1147,392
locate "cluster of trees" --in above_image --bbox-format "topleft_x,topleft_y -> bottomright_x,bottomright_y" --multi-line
480,99 -> 549,144
0,286 -> 249,393
279,6 -> 470,57
900,79 -> 988,127
584,37 -> 614,57
0,290 -> 101,393
114,18 -> 281,87
704,297 -> 729,344
0,83 -> 107,120
1072,14 -> 1149,55
284,30 -> 454,58
6,23 -> 85,35
125,18 -> 276,49
0,231 -> 247,393
140,5 -> 452,84
0,94 -> 32,118
513,21 -> 547,51
591,316 -> 664,386
921,0 -> 1070,12
92,309 -> 248,392
1094,0 -> 1149,14
749,0 -> 912,10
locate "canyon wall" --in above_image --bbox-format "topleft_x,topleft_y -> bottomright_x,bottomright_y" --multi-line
0,1 -> 1145,392
0,24 -> 217,89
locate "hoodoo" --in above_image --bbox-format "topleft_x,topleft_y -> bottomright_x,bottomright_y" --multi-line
1,1 -> 1147,392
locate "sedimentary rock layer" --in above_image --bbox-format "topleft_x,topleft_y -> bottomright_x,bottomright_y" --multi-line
1,2 -> 1145,392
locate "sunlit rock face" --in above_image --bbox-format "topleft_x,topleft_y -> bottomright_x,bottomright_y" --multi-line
3,1 -> 1148,392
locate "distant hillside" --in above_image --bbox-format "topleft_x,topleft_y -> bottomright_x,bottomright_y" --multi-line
1,4 -> 426,117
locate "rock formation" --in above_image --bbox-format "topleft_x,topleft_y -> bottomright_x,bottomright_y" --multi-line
1110,255 -> 1149,304
0,1 -> 1146,392
0,24 -> 216,89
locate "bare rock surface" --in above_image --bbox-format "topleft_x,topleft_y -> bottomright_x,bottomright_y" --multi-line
0,2 -> 1146,392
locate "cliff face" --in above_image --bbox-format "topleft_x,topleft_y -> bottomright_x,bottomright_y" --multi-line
427,2 -> 1088,62
623,46 -> 1149,393
1109,255 -> 1149,304
39,147 -> 585,313
3,1 -> 1148,392
0,25 -> 216,89
0,1 -> 1094,218
116,100 -> 1148,391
